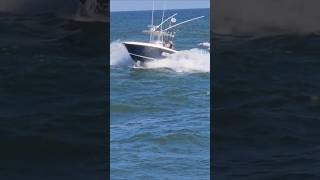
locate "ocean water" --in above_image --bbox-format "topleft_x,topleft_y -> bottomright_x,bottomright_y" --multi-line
110,9 -> 210,179
0,3 -> 107,179
213,34 -> 320,179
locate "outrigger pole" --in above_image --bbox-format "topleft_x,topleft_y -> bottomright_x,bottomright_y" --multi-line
155,13 -> 178,30
164,16 -> 205,31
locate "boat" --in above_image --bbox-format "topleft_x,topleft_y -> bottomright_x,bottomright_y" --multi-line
123,2 -> 204,64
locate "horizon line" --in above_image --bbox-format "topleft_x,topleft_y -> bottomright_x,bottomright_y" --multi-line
110,7 -> 209,13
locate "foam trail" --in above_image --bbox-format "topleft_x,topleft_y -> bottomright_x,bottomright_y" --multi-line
198,42 -> 210,51
144,48 -> 210,73
110,41 -> 132,66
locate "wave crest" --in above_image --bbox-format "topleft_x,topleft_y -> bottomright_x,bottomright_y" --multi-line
110,41 -> 132,66
144,48 -> 210,73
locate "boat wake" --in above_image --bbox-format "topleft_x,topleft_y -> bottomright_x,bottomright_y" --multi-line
110,41 -> 133,66
110,41 -> 210,73
198,42 -> 210,51
143,48 -> 210,73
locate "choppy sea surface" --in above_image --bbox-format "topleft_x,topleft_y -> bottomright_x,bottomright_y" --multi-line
0,7 -> 107,179
213,34 -> 320,179
110,9 -> 210,179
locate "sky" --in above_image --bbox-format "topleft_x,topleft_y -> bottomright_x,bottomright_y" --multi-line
111,0 -> 210,12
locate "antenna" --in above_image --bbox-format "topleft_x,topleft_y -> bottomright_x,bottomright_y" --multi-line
160,1 -> 166,44
160,1 -> 166,31
164,16 -> 205,31
150,0 -> 155,42
151,0 -> 154,26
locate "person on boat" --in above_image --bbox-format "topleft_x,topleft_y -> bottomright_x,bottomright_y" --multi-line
165,39 -> 173,49
166,17 -> 176,49
168,41 -> 173,49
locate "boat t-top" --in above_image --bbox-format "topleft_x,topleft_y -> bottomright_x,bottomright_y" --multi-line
123,3 -> 204,64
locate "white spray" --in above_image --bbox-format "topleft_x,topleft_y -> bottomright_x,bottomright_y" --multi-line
144,48 -> 210,73
110,41 -> 210,73
110,41 -> 132,66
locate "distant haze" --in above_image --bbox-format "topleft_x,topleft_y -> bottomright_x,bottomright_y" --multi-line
213,0 -> 320,35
